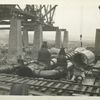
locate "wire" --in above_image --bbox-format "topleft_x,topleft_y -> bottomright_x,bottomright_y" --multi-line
80,6 -> 84,47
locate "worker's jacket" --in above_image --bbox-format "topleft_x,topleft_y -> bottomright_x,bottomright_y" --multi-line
38,48 -> 51,66
57,55 -> 67,68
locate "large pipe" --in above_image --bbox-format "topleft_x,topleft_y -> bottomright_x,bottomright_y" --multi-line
28,60 -> 73,79
73,48 -> 95,66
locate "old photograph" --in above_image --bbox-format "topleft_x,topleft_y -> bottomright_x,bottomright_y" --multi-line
0,0 -> 100,96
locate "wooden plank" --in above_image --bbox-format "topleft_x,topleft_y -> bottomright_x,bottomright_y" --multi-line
54,83 -> 62,88
29,90 -> 48,96
72,85 -> 79,91
27,80 -> 38,85
39,81 -> 47,86
62,84 -> 70,89
40,87 -> 47,92
0,77 -> 12,82
81,86 -> 87,92
34,81 -> 43,86
67,84 -> 75,90
19,79 -> 30,83
7,77 -> 18,82
95,88 -> 100,94
0,86 -> 10,91
57,90 -> 63,94
86,87 -> 93,93
13,78 -> 25,83
0,76 -> 7,80
46,82 -> 55,87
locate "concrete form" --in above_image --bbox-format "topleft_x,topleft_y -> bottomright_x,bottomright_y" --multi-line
63,30 -> 68,48
32,24 -> 43,59
8,17 -> 23,61
23,28 -> 29,48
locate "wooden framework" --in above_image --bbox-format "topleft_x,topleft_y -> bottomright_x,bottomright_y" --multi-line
0,4 -> 58,31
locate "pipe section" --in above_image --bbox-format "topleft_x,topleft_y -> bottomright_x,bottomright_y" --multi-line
73,48 -> 95,66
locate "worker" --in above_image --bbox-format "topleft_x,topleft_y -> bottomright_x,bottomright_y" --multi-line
16,55 -> 33,77
56,47 -> 67,77
38,41 -> 51,67
57,47 -> 67,68
17,55 -> 24,65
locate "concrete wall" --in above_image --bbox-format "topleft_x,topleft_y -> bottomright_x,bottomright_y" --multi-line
95,29 -> 100,56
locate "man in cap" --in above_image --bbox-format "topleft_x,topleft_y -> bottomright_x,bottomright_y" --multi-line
55,47 -> 68,77
38,41 -> 51,67
57,47 -> 67,67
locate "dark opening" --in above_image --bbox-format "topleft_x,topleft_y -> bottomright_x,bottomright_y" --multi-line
73,53 -> 87,66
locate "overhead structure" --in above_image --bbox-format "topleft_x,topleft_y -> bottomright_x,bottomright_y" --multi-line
0,5 -> 58,27
0,5 -> 69,60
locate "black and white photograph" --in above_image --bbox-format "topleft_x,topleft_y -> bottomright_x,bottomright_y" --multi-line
0,0 -> 100,97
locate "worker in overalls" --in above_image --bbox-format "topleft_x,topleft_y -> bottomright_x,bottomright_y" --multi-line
16,55 -> 33,77
38,41 -> 51,68
56,47 -> 67,77
17,55 -> 24,65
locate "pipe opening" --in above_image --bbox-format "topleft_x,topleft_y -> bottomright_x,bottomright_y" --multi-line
73,53 -> 87,66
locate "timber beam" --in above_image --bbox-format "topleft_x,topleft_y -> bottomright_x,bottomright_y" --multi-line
0,26 -> 66,32
0,26 -> 61,31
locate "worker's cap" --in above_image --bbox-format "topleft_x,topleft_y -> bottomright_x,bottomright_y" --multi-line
41,41 -> 48,48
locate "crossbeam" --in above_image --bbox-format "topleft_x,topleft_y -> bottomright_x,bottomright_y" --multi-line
42,5 -> 57,18
0,4 -> 57,27
0,27 -> 65,31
